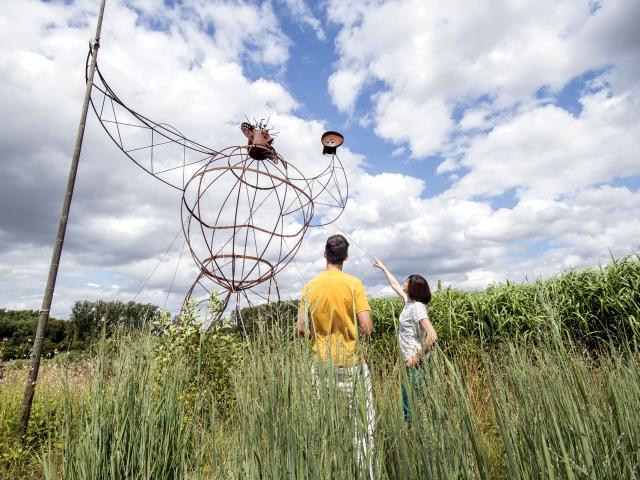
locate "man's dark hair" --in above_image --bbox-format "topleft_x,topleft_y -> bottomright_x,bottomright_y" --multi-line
325,234 -> 349,265
407,274 -> 431,304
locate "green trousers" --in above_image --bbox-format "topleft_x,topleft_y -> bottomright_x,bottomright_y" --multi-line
401,362 -> 426,422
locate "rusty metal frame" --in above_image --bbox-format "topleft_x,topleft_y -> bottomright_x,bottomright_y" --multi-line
87,53 -> 349,325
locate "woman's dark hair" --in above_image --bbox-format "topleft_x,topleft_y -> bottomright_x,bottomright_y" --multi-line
325,234 -> 349,265
406,274 -> 431,304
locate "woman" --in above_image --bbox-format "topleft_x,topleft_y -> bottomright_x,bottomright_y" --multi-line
374,259 -> 437,421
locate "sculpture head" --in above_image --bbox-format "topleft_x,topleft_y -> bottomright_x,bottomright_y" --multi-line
241,121 -> 276,161
321,131 -> 344,155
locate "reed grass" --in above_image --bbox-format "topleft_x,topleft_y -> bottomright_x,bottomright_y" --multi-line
25,324 -> 637,479
1,255 -> 638,478
44,335 -> 194,480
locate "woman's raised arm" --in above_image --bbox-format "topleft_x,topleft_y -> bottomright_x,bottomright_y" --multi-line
373,259 -> 406,299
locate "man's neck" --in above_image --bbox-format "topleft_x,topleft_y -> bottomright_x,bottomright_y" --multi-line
326,263 -> 343,272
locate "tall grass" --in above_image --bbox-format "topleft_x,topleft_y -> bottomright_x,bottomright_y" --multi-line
28,324 -> 638,479
46,336 -> 194,480
2,254 -> 638,478
0,355 -> 88,480
429,254 -> 640,350
232,333 -> 368,478
489,344 -> 640,479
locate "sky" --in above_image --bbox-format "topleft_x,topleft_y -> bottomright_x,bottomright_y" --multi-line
0,0 -> 639,319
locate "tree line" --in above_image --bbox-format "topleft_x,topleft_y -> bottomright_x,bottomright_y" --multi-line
0,301 -> 160,361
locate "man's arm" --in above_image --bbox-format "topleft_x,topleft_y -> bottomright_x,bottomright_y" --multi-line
354,280 -> 373,338
356,310 -> 373,338
297,296 -> 315,338
297,306 -> 308,337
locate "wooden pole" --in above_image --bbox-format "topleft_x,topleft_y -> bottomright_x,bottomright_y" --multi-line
18,0 -> 108,437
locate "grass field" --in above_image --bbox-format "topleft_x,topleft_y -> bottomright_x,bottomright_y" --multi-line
1,255 -> 639,479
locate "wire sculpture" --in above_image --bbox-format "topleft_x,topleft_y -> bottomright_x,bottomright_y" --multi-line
86,48 -> 348,325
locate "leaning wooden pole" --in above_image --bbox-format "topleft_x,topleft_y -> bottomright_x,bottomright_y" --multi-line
19,0 -> 108,436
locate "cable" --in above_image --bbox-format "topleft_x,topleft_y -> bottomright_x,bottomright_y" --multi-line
282,237 -> 310,286
333,220 -> 377,262
133,226 -> 183,302
164,239 -> 186,309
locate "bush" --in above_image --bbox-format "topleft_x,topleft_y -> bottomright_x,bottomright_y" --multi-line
153,298 -> 245,413
0,311 -> 70,361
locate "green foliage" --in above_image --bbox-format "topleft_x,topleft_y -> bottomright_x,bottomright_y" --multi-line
233,299 -> 299,338
1,360 -> 73,480
153,295 -> 245,412
50,336 -> 194,480
231,334 -> 375,478
69,299 -> 160,348
367,296 -> 404,370
0,301 -> 161,361
426,254 -> 640,351
548,255 -> 640,347
202,325 -> 640,479
36,294 -> 244,479
153,306 -> 200,366
0,310 -> 69,361
198,326 -> 245,412
241,254 -> 640,354
0,327 -> 636,478
2,254 -> 640,478
488,343 -> 640,479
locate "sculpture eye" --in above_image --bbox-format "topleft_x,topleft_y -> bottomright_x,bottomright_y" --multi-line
241,122 -> 254,134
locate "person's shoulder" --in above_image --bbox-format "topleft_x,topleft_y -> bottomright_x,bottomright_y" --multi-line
340,271 -> 365,287
408,299 -> 426,308
304,272 -> 326,289
413,301 -> 428,317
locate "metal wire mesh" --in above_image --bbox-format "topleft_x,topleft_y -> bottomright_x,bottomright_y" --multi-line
87,50 -> 349,324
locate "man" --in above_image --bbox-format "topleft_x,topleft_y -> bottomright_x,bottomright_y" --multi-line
297,234 -> 375,476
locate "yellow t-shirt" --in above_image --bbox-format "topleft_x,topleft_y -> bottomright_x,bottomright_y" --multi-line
300,270 -> 370,366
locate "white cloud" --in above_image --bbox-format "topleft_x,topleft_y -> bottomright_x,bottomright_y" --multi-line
328,68 -> 367,113
459,105 -> 492,131
1,0 -> 639,322
318,0 -> 640,298
374,94 -> 452,158
327,0 -> 640,157
279,0 -> 326,41
336,179 -> 640,295
448,88 -> 640,201
173,1 -> 291,66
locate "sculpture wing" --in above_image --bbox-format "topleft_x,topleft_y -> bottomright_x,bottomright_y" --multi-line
285,152 -> 349,227
88,53 -> 219,191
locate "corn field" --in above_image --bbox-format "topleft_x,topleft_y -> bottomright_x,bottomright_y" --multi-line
242,254 -> 640,352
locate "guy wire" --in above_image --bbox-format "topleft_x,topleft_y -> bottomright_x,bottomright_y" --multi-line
334,220 -> 377,263
133,226 -> 183,302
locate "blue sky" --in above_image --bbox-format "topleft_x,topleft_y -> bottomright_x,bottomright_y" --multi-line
0,0 -> 639,318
